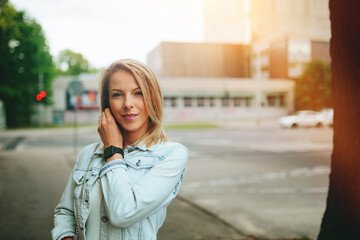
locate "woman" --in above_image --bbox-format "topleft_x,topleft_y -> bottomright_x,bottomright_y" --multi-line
51,59 -> 188,240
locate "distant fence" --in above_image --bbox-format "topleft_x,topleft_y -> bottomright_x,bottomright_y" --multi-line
57,107 -> 288,125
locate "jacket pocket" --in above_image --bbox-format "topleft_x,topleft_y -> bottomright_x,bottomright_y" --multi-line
126,155 -> 158,173
73,169 -> 86,198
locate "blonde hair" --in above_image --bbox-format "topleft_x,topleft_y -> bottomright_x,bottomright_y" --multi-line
99,59 -> 168,146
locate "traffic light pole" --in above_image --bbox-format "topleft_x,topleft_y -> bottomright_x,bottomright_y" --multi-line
73,104 -> 78,156
38,72 -> 44,128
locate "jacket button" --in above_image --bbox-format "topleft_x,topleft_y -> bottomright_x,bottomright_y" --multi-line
136,160 -> 141,166
102,216 -> 108,223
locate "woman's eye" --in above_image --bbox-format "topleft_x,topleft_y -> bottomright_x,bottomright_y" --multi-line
135,91 -> 143,96
112,93 -> 122,97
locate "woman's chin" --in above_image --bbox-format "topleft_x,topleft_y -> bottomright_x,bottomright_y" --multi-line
121,123 -> 141,133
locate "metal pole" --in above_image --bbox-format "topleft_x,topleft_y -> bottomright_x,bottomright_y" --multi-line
256,78 -> 262,125
73,106 -> 78,156
39,73 -> 44,128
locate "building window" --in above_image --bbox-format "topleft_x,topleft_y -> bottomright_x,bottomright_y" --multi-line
164,97 -> 170,108
164,97 -> 177,108
197,97 -> 205,107
288,39 -> 311,78
221,97 -> 230,107
266,94 -> 285,107
184,97 -> 192,107
246,97 -> 253,107
234,97 -> 242,107
267,96 -> 276,107
207,97 -> 216,107
234,97 -> 253,107
170,97 -> 177,107
279,94 -> 285,107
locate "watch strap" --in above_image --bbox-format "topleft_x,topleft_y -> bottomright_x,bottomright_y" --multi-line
104,145 -> 124,160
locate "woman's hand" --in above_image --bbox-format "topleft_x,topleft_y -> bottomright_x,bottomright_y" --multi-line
97,108 -> 123,149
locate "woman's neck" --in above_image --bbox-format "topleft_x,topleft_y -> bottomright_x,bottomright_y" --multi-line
121,120 -> 149,149
122,131 -> 144,149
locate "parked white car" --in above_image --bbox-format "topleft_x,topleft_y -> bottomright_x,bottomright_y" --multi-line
279,110 -> 326,128
319,108 -> 333,127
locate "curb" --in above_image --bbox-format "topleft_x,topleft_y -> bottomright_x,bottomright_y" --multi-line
176,194 -> 246,237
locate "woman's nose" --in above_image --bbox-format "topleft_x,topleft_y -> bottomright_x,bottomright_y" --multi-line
124,96 -> 134,109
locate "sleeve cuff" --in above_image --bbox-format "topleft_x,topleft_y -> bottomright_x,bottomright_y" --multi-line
57,231 -> 75,240
100,159 -> 127,177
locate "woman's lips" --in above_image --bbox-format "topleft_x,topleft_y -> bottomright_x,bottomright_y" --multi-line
122,114 -> 138,120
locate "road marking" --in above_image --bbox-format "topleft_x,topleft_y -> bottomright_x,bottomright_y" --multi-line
183,166 -> 331,189
1,137 -> 25,151
248,141 -> 332,153
188,150 -> 201,158
302,187 -> 328,193
182,187 -> 328,194
195,139 -> 233,146
247,187 -> 297,193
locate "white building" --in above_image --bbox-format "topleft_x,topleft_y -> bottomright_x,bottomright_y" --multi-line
50,74 -> 294,124
160,77 -> 294,123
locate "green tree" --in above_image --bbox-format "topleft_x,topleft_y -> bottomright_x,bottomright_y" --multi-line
55,49 -> 91,75
295,60 -> 332,111
0,0 -> 7,16
0,3 -> 54,128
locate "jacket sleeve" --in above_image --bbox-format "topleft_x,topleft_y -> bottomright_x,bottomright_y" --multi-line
51,165 -> 77,240
99,144 -> 188,228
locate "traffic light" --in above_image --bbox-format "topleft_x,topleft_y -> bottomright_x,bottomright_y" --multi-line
36,90 -> 47,102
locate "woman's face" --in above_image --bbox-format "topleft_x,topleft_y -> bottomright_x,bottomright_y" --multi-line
108,70 -> 149,138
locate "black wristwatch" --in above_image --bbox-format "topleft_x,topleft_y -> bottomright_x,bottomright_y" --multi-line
104,145 -> 124,160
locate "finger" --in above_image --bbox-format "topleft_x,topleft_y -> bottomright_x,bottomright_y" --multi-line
98,112 -> 105,126
104,108 -> 114,121
101,111 -> 107,122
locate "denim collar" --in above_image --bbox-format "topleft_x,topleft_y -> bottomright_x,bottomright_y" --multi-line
94,142 -> 158,155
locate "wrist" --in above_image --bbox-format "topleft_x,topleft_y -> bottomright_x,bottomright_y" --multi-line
104,145 -> 124,161
105,153 -> 124,162
104,143 -> 123,149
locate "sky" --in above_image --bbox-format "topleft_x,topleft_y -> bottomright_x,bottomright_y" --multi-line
10,0 -> 204,68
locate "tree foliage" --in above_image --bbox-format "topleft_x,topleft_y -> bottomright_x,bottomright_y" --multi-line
0,0 -> 8,16
55,49 -> 92,75
0,3 -> 54,127
295,60 -> 332,111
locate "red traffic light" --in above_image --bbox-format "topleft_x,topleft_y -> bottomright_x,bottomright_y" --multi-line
36,90 -> 47,101
40,90 -> 47,98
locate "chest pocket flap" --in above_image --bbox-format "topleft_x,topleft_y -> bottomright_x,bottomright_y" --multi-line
125,155 -> 158,170
73,169 -> 86,184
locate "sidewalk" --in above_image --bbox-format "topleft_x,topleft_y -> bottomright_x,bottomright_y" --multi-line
159,196 -> 246,240
0,147 -> 246,239
0,123 -> 311,240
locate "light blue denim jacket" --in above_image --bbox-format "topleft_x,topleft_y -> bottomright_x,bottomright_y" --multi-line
51,141 -> 188,240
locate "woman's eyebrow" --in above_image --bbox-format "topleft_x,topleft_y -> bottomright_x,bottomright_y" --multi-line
110,87 -> 141,92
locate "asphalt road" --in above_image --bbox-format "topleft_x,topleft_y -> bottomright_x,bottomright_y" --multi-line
172,126 -> 331,239
0,122 -> 332,239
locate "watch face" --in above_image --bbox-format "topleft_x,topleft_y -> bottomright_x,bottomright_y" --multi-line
104,146 -> 114,158
104,146 -> 124,159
